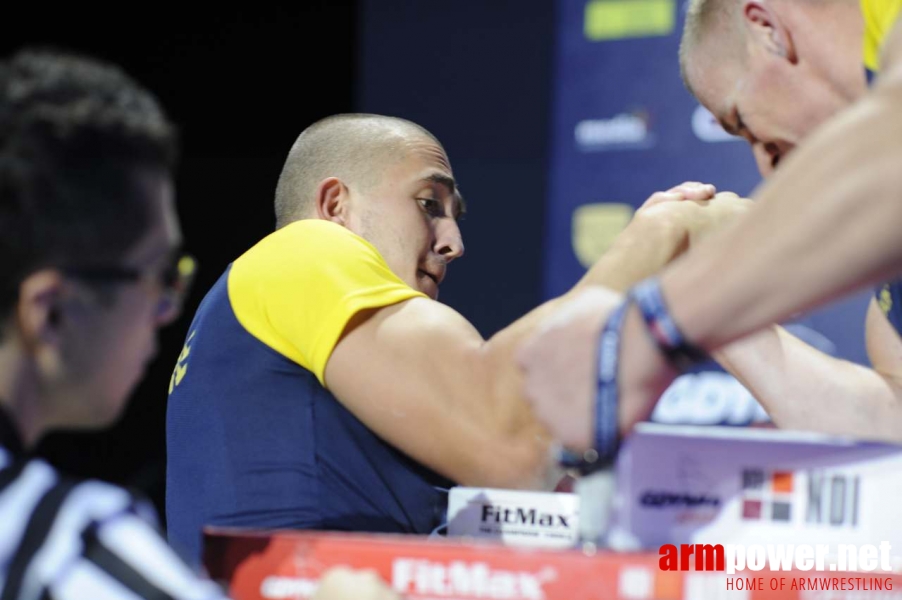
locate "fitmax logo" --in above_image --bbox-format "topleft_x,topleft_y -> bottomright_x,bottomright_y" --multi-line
481,505 -> 571,528
392,559 -> 554,600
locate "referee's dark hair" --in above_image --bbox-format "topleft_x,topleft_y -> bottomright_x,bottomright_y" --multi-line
0,49 -> 178,323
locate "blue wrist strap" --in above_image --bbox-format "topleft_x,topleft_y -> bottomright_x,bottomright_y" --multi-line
629,277 -> 710,371
594,299 -> 628,460
556,299 -> 628,474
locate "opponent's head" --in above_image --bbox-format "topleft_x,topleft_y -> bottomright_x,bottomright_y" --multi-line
680,0 -> 866,175
0,49 -> 183,441
275,114 -> 465,301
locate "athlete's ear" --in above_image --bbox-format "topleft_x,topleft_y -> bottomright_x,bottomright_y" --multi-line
742,0 -> 797,63
314,177 -> 352,226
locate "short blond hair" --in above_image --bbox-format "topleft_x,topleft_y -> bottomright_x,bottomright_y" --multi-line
679,0 -> 744,94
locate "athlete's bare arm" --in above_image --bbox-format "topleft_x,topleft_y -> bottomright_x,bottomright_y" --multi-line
326,185 -> 746,488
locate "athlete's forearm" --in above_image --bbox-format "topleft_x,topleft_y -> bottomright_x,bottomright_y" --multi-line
575,212 -> 688,293
473,210 -> 692,476
483,205 -> 690,409
716,326 -> 902,441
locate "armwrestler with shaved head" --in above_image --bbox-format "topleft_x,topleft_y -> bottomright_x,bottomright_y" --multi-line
164,112 -> 749,562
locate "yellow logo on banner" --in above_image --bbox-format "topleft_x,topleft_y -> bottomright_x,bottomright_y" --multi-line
584,0 -> 676,41
572,203 -> 634,268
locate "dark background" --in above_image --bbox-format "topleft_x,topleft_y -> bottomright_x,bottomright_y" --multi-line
4,1 -> 555,520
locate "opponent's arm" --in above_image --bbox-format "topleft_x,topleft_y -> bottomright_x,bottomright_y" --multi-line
534,19 -> 902,453
521,21 -> 902,453
659,19 -> 902,351
714,302 -> 902,442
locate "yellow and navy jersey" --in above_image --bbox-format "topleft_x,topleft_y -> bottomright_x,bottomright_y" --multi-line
165,220 -> 452,564
861,0 -> 902,330
862,0 -> 902,79
877,280 -> 902,334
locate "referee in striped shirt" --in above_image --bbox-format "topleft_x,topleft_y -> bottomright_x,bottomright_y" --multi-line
0,50 -> 397,600
0,47 -> 230,600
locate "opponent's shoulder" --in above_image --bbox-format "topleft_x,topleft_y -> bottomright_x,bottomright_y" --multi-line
866,290 -> 902,379
862,0 -> 902,73
873,1 -> 902,80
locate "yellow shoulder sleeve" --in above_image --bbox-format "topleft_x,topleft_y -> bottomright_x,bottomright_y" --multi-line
228,220 -> 425,386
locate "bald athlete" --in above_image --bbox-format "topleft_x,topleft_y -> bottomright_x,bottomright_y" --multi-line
519,0 -> 902,458
165,113 -> 748,562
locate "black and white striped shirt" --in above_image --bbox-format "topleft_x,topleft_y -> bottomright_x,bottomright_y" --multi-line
0,411 -> 229,600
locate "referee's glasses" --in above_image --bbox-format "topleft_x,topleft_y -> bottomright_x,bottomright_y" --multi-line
64,251 -> 197,323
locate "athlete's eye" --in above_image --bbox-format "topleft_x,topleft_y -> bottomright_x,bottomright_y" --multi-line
417,198 -> 445,217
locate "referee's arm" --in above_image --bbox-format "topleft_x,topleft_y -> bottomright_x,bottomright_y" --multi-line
1,468 -> 229,600
55,510 -> 228,600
